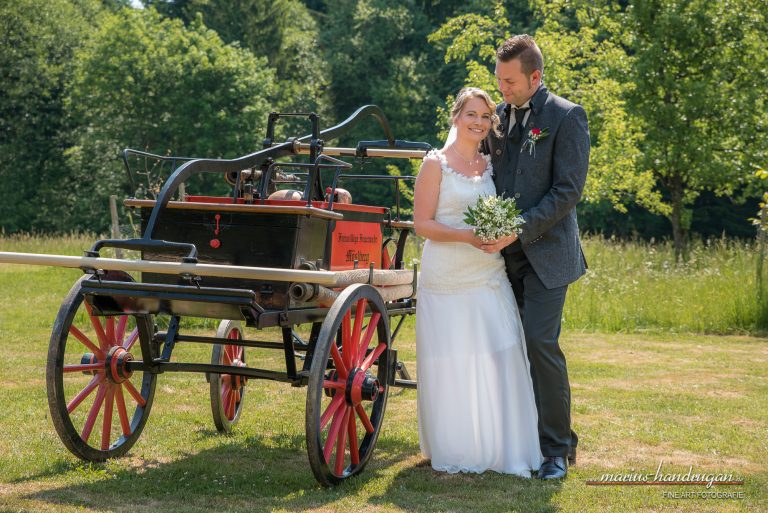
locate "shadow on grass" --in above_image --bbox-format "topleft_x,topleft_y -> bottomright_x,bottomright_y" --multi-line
23,430 -> 562,513
23,432 -> 408,512
368,458 -> 563,513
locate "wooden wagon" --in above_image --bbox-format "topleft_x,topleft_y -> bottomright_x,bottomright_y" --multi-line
0,106 -> 429,486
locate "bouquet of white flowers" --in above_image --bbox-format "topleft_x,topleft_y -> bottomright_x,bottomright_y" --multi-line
463,195 -> 525,242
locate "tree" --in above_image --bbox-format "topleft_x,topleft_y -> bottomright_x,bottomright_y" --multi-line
55,7 -> 276,232
145,0 -> 331,137
627,0 -> 768,259
0,0 -> 104,233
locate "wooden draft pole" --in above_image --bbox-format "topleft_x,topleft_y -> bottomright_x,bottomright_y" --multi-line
0,251 -> 415,289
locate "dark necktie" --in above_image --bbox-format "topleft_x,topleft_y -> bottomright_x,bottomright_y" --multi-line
513,107 -> 529,142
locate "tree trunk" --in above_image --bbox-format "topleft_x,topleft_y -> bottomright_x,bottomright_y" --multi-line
668,185 -> 688,263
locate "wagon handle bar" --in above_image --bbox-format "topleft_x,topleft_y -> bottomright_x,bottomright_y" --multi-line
87,238 -> 198,262
297,105 -> 395,147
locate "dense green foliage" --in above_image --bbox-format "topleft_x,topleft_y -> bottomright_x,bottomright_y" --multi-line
0,0 -> 102,233
627,0 -> 768,257
61,8 -> 275,229
0,0 -> 765,240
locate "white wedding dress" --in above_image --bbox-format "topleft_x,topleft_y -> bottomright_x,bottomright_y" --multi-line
416,150 -> 543,476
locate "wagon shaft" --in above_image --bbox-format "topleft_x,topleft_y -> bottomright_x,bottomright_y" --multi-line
0,251 -> 414,288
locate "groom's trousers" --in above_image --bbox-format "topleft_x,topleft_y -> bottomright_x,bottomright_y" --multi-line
504,243 -> 578,458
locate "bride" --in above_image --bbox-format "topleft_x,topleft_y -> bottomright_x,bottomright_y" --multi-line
413,87 -> 542,476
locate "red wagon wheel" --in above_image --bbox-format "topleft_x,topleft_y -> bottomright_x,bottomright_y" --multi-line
209,320 -> 247,433
46,272 -> 157,461
306,284 -> 390,486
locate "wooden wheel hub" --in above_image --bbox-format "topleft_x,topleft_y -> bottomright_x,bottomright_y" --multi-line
222,358 -> 247,391
105,346 -> 134,384
345,368 -> 381,405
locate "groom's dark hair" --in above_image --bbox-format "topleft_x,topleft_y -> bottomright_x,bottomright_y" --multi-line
497,35 -> 543,75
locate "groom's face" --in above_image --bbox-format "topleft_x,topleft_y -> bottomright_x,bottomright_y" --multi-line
495,58 -> 540,107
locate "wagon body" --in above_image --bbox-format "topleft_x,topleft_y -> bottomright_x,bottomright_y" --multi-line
129,197 -> 386,310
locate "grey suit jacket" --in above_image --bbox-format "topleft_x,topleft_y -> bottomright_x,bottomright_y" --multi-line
484,86 -> 590,289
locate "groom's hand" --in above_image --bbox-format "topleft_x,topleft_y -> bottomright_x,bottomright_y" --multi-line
480,233 -> 518,253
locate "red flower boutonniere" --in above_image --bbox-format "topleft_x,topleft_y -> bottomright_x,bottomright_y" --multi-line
521,127 -> 550,157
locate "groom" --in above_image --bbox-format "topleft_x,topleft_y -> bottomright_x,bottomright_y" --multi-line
481,35 -> 590,479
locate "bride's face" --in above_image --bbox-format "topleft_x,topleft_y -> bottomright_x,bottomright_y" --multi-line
453,97 -> 493,143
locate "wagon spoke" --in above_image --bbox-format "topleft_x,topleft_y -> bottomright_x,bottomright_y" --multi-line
330,341 -> 348,378
357,312 -> 380,367
334,407 -> 351,475
105,318 -> 116,347
355,404 -> 375,434
68,325 -> 104,358
63,362 -> 104,373
115,384 -> 132,436
66,374 -> 102,413
341,311 -> 352,370
123,379 -> 146,407
322,380 -> 346,391
360,342 -> 387,371
221,382 -> 233,419
227,390 -> 237,421
348,411 -> 360,465
221,381 -> 231,403
115,315 -> 128,346
84,303 -> 110,351
350,299 -> 366,367
101,385 -> 115,450
323,405 -> 348,463
123,328 -> 139,351
320,394 -> 344,430
81,383 -> 107,442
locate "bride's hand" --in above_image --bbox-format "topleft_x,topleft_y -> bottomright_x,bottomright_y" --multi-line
480,233 -> 518,253
463,229 -> 486,249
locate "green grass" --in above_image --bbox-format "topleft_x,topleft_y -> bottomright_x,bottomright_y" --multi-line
564,236 -> 767,334
0,234 -> 766,512
405,235 -> 768,335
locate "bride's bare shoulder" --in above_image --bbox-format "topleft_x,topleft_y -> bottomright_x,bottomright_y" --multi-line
420,150 -> 443,173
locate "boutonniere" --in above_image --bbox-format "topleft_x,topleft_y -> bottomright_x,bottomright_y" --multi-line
521,127 -> 550,156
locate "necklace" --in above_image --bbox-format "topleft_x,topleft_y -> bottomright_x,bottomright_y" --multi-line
450,144 -> 481,167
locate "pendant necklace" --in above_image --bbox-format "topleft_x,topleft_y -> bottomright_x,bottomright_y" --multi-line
450,144 -> 481,169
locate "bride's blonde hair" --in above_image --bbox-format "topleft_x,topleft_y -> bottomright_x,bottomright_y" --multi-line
450,87 -> 502,137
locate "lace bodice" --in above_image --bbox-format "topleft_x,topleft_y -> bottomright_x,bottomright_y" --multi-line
418,150 -> 508,292
430,150 -> 495,229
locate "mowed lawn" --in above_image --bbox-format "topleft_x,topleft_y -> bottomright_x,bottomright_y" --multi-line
0,239 -> 766,512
